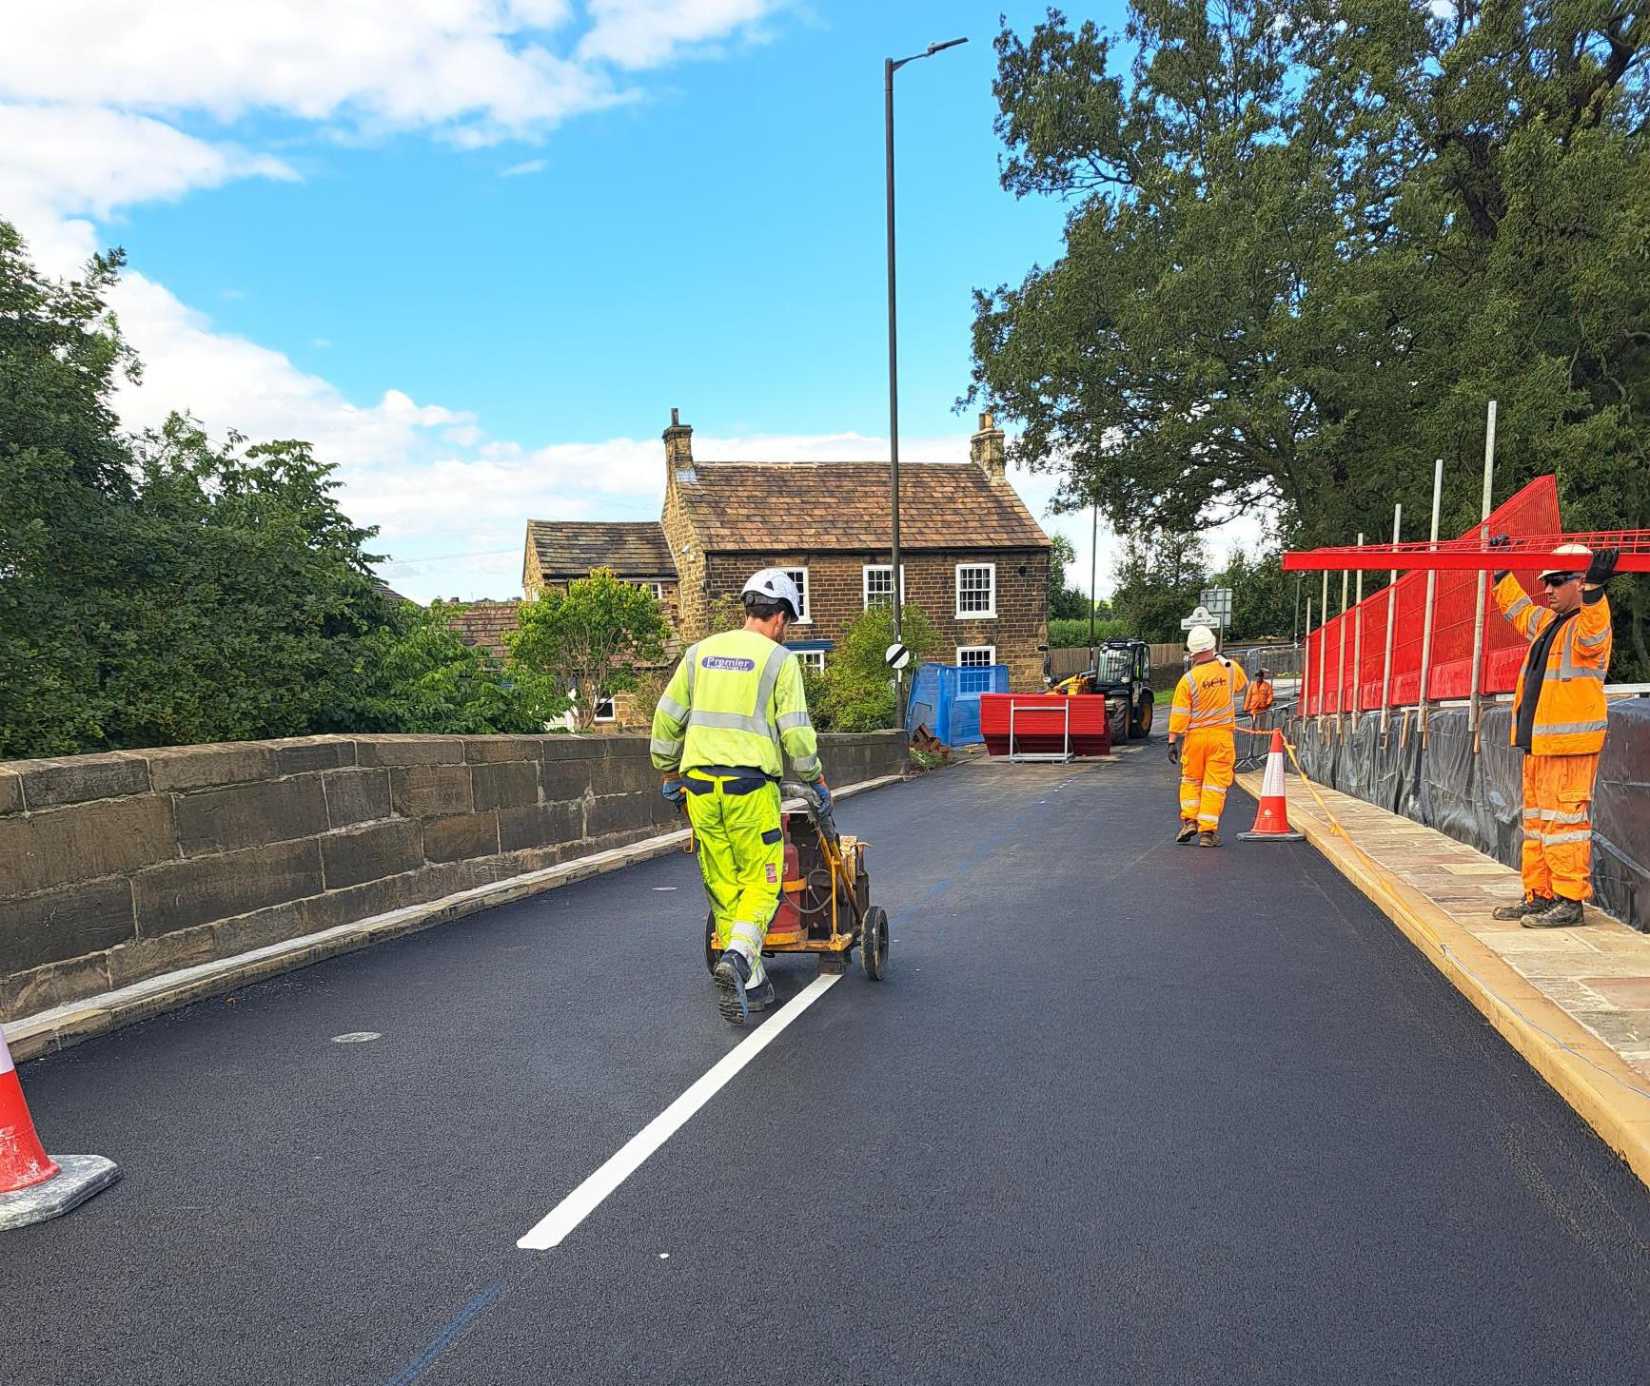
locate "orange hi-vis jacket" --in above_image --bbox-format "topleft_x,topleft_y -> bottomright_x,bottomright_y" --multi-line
1169,657 -> 1248,738
1245,680 -> 1274,715
1494,574 -> 1613,756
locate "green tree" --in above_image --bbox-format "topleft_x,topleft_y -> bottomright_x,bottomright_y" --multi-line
508,570 -> 670,731
819,602 -> 942,732
1110,528 -> 1207,642
969,2 -> 1650,676
1209,547 -> 1298,642
1047,533 -> 1094,619
354,600 -> 562,734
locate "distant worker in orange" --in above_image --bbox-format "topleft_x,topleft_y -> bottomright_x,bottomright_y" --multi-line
1245,668 -> 1275,720
1487,539 -> 1618,928
1167,626 -> 1248,847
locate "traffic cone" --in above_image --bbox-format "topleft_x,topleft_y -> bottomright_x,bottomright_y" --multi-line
0,1030 -> 119,1231
1239,729 -> 1305,842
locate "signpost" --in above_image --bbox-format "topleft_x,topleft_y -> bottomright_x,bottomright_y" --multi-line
1180,605 -> 1217,631
1198,587 -> 1233,629
884,641 -> 911,672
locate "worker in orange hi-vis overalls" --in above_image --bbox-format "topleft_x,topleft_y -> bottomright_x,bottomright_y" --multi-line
1488,540 -> 1618,928
1244,668 -> 1275,720
1167,625 -> 1248,847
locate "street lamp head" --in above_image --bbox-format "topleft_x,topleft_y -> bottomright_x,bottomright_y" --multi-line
927,37 -> 968,54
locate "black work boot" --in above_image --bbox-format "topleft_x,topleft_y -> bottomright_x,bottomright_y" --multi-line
713,950 -> 752,1025
1494,894 -> 1554,922
1524,897 -> 1584,929
1176,820 -> 1198,844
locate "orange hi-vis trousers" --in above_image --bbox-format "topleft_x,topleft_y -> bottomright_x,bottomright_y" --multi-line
1178,729 -> 1236,832
1521,752 -> 1599,903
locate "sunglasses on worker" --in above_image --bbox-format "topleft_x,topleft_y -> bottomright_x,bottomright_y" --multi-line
1540,572 -> 1580,588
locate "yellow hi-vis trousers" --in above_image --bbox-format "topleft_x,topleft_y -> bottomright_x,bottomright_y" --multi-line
1521,752 -> 1599,903
1178,729 -> 1235,832
685,770 -> 785,985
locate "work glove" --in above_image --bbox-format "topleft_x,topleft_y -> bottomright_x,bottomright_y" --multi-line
1487,532 -> 1512,581
660,777 -> 686,807
811,778 -> 833,815
1586,548 -> 1620,586
1167,742 -> 1179,765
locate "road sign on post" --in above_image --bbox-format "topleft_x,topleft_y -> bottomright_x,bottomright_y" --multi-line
1199,587 -> 1233,629
884,642 -> 911,671
1180,605 -> 1217,632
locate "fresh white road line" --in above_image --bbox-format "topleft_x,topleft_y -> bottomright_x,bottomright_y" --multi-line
516,972 -> 843,1251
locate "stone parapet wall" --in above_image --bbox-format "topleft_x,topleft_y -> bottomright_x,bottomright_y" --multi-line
0,731 -> 907,1022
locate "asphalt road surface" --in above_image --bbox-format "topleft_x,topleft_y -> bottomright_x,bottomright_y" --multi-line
10,740 -> 1650,1385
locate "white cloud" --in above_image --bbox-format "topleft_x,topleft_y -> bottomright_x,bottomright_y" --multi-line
579,0 -> 786,69
500,158 -> 548,175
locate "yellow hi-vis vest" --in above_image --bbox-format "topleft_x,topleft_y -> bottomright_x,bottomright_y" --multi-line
1494,574 -> 1612,756
649,628 -> 821,781
1169,656 -> 1248,736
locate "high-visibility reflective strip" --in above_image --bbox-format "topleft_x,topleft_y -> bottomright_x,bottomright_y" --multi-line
1533,808 -> 1589,824
657,695 -> 688,722
1541,829 -> 1592,845
650,737 -> 682,759
1576,629 -> 1609,649
1536,719 -> 1609,735
1198,813 -> 1220,825
1524,827 -> 1543,840
1506,595 -> 1532,619
791,756 -> 821,778
688,709 -> 770,735
755,645 -> 789,726
776,710 -> 811,732
682,644 -> 700,697
1558,666 -> 1606,682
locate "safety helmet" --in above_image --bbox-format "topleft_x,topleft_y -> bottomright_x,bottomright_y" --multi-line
741,568 -> 802,620
1538,543 -> 1592,583
1186,625 -> 1217,655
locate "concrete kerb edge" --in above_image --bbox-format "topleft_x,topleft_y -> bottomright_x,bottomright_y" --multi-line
1235,769 -> 1650,1191
5,772 -> 909,1064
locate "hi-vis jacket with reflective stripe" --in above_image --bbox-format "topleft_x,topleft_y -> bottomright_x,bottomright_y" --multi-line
649,628 -> 821,780
1169,656 -> 1249,736
1494,574 -> 1613,756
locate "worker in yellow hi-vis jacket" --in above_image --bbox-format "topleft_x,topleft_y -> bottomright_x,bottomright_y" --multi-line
650,569 -> 827,1025
1167,626 -> 1248,847
1487,539 -> 1618,929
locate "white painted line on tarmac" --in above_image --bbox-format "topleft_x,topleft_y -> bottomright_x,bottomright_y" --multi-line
516,972 -> 843,1251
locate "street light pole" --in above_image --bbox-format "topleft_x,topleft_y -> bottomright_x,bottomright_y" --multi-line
885,36 -> 966,652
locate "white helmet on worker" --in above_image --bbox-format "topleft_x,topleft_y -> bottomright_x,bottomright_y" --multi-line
741,568 -> 802,620
1539,543 -> 1592,582
1186,625 -> 1217,655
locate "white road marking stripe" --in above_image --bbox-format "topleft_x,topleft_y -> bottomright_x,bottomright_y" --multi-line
516,972 -> 843,1251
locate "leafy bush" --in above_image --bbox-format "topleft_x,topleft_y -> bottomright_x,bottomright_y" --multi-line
1047,617 -> 1129,647
818,602 -> 941,732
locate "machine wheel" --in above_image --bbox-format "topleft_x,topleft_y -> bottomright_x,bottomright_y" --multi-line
1130,693 -> 1155,738
704,910 -> 717,975
1107,701 -> 1129,745
861,906 -> 889,981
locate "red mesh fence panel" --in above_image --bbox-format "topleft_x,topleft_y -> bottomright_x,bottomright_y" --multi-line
1300,475 -> 1561,714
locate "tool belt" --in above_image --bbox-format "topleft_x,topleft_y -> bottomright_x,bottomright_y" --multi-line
683,766 -> 778,796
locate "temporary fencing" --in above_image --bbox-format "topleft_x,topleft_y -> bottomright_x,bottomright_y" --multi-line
1302,475 -> 1561,715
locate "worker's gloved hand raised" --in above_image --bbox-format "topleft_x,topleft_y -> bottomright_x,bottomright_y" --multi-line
811,779 -> 832,815
1487,533 -> 1512,581
1586,548 -> 1620,586
1167,741 -> 1179,764
660,777 -> 686,807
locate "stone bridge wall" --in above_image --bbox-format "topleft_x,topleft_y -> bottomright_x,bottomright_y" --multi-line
0,732 -> 907,1022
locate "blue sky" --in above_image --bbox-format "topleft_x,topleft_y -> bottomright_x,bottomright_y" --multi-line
3,1 -> 1187,602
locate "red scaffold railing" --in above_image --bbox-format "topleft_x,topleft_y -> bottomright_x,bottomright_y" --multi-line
1283,530 -> 1650,573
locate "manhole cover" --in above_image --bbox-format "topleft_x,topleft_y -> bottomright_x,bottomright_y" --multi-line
331,1031 -> 382,1044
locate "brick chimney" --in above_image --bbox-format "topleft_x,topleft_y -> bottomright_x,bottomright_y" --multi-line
971,410 -> 1006,481
663,407 -> 694,477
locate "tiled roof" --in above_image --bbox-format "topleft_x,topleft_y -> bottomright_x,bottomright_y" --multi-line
672,461 -> 1048,551
447,599 -> 520,663
526,520 -> 676,578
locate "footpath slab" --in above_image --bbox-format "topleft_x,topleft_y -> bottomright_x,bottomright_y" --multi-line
1237,766 -> 1650,1189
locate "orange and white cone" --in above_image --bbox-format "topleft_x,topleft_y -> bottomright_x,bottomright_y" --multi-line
1239,730 -> 1304,842
0,1030 -> 119,1231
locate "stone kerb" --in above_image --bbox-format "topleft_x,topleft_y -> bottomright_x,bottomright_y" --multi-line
0,731 -> 908,1023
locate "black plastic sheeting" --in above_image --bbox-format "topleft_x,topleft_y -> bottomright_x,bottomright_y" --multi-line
1257,698 -> 1650,932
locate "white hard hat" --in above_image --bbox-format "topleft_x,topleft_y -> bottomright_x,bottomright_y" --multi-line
1539,543 -> 1592,582
1186,625 -> 1217,655
741,568 -> 802,620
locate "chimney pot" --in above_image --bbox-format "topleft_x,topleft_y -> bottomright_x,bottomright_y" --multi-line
663,408 -> 694,475
970,409 -> 1006,482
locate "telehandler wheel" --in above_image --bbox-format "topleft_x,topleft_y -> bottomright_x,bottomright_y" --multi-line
861,905 -> 889,980
704,910 -> 717,975
1131,694 -> 1155,738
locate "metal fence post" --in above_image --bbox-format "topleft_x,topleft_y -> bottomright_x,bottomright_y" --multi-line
1379,504 -> 1400,741
1336,566 -> 1349,736
1319,571 -> 1329,731
1468,400 -> 1497,751
1352,533 -> 1365,725
1417,457 -> 1444,747
1303,598 -> 1312,720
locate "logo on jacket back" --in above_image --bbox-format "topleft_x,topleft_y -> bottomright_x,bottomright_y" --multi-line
701,656 -> 756,672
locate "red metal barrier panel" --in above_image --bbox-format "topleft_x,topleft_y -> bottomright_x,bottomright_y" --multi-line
979,693 -> 1112,757
1301,475 -> 1561,714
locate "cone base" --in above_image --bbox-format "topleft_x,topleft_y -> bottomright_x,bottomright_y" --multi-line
0,1154 -> 119,1231
1238,830 -> 1305,842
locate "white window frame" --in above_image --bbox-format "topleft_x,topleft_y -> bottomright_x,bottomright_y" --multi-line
861,563 -> 907,609
794,649 -> 826,672
956,646 -> 997,668
593,693 -> 617,723
955,562 -> 997,619
782,567 -> 811,624
642,581 -> 666,601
